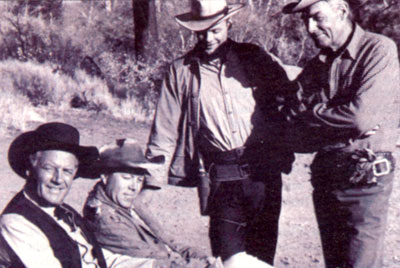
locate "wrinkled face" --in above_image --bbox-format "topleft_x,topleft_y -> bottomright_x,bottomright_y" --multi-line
196,20 -> 230,56
103,172 -> 144,209
30,150 -> 78,206
302,1 -> 345,50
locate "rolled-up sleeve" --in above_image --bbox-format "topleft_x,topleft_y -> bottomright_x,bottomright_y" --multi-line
291,35 -> 400,141
311,40 -> 400,135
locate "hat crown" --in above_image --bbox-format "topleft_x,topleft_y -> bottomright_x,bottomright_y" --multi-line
36,122 -> 80,145
191,0 -> 228,18
100,139 -> 147,169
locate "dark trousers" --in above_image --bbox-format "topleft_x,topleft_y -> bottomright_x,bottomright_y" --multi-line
311,152 -> 395,268
208,172 -> 282,264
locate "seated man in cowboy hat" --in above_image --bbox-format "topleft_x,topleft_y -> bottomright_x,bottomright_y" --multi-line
142,0 -> 294,267
0,122 -> 155,268
83,139 -> 219,268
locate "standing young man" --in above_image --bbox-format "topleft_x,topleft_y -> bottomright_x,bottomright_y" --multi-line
142,0 -> 294,266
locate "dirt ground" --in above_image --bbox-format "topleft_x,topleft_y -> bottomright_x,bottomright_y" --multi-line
1,109 -> 399,267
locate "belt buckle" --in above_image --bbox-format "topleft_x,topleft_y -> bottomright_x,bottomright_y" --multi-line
372,158 -> 391,177
239,163 -> 250,177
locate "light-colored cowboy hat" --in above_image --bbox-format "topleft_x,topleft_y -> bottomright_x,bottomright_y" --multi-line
175,0 -> 245,32
283,0 -> 368,14
8,122 -> 99,179
94,139 -> 165,175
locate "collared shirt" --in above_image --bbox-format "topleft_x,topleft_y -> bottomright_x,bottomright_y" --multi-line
146,39 -> 296,186
0,190 -> 155,268
84,183 -> 171,259
291,24 -> 400,152
198,47 -> 269,152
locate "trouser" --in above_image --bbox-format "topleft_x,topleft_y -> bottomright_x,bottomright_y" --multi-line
207,166 -> 282,264
310,151 -> 395,268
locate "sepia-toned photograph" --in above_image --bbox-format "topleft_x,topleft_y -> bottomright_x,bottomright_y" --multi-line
0,0 -> 399,267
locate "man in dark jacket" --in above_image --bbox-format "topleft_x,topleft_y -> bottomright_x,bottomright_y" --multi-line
282,0 -> 400,267
141,0 -> 295,266
0,122 -> 155,268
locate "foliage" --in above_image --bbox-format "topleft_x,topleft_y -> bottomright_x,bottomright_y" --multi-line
0,59 -> 154,131
0,0 -> 399,131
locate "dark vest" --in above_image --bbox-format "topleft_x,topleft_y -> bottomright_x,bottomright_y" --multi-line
1,191 -> 107,268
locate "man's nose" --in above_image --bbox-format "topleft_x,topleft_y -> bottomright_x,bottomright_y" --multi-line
52,169 -> 63,184
307,19 -> 317,34
129,180 -> 139,191
206,32 -> 213,42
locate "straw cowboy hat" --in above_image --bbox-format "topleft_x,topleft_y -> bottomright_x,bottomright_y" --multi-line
175,0 -> 245,32
8,122 -> 99,179
94,139 -> 165,175
283,0 -> 368,13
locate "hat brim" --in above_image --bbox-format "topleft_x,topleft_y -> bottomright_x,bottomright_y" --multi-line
282,0 -> 322,14
8,131 -> 99,179
283,0 -> 368,14
92,155 -> 165,176
175,4 -> 245,32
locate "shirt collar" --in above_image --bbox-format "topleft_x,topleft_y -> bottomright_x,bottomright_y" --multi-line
346,24 -> 364,60
318,23 -> 364,62
23,189 -> 56,215
187,39 -> 234,66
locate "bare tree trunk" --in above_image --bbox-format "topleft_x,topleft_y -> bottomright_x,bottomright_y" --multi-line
105,0 -> 114,12
247,0 -> 254,10
133,0 -> 159,62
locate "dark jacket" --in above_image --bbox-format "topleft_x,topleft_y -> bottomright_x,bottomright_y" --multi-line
83,183 -> 171,259
146,39 -> 296,187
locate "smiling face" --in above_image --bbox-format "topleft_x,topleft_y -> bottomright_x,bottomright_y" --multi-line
29,150 -> 78,206
196,19 -> 230,56
103,172 -> 144,209
302,0 -> 348,51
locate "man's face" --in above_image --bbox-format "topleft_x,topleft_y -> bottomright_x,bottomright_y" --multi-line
104,172 -> 144,209
30,150 -> 78,206
196,20 -> 230,56
302,1 -> 345,50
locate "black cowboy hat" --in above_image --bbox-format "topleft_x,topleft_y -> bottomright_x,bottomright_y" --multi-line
8,122 -> 99,179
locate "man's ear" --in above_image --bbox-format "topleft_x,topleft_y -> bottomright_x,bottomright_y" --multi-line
100,174 -> 108,185
226,19 -> 232,30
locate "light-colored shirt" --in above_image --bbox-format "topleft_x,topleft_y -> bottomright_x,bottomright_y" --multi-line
198,56 -> 268,152
289,24 -> 400,152
0,191 -> 155,268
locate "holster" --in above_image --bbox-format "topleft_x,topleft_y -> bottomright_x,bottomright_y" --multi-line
197,172 -> 211,216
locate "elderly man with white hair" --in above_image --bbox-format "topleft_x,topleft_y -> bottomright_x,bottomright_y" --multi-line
282,0 -> 400,267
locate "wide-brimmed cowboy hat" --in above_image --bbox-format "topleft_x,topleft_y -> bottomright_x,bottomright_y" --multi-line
8,122 -> 99,179
175,0 -> 245,32
283,0 -> 368,14
94,139 -> 165,175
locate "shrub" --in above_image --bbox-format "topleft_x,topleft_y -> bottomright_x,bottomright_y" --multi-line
0,90 -> 46,132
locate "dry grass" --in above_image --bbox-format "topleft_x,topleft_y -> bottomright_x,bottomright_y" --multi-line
0,60 -> 153,132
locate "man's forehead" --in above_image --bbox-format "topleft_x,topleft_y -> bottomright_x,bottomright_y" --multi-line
34,150 -> 79,164
197,19 -> 228,33
301,1 -> 332,17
